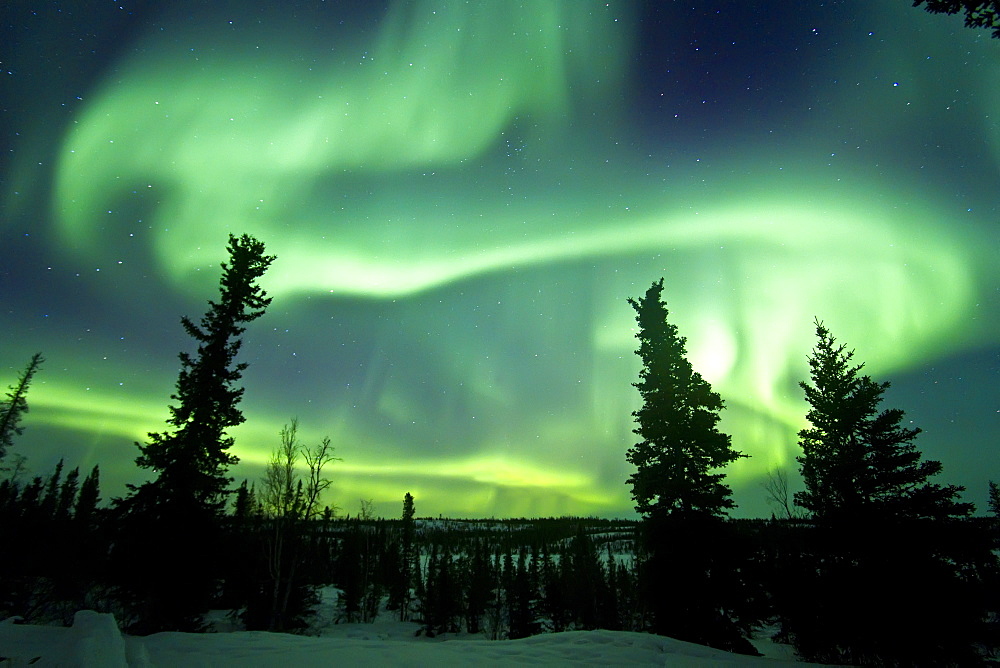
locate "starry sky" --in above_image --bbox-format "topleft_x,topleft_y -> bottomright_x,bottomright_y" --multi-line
2,1 -> 998,519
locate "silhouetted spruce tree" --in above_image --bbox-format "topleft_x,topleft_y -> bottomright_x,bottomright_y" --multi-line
794,319 -> 971,524
133,233 -> 274,512
626,279 -> 745,518
39,459 -> 63,519
390,492 -> 416,620
0,353 -> 43,467
784,319 -> 992,665
56,466 -> 79,522
626,279 -> 757,655
913,0 -> 1000,38
231,479 -> 255,523
112,233 -> 274,633
74,465 -> 100,527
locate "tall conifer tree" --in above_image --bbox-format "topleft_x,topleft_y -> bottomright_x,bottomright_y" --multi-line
130,233 -> 275,512
625,279 -> 756,656
626,278 -> 744,519
114,233 -> 274,633
395,492 -> 416,620
74,465 -> 100,527
786,319 -> 989,665
794,319 -> 970,522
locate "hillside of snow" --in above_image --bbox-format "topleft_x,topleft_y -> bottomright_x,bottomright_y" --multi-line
0,610 -> 835,667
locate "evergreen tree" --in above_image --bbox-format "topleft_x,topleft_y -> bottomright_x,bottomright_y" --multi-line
626,279 -> 745,519
231,479 -> 254,522
794,319 -> 971,522
56,466 -> 80,522
112,233 -> 274,633
625,279 -> 757,655
131,233 -> 275,512
74,465 -> 100,527
0,353 -> 43,467
785,319 -> 991,665
39,459 -> 63,519
989,480 -> 1000,519
391,492 -> 416,620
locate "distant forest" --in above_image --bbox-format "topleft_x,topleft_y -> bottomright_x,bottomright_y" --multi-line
2,234 -> 998,665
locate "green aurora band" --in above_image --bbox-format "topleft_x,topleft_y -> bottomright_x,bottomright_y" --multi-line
19,0 -> 998,516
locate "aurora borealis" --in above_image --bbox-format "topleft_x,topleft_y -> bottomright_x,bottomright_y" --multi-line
2,1 -> 998,518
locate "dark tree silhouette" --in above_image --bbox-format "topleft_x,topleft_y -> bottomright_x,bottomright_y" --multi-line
390,492 -> 416,620
112,233 -> 274,633
795,319 -> 971,523
785,319 -> 991,665
0,458 -> 105,622
626,279 -> 756,656
0,352 -> 44,466
913,0 -> 1000,38
250,418 -> 338,632
626,279 -> 745,519
131,233 -> 275,512
74,465 -> 101,527
761,467 -> 802,520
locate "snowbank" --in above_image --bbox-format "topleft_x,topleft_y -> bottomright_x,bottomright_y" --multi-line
136,629 -> 771,667
0,610 -> 127,667
1,612 -> 829,666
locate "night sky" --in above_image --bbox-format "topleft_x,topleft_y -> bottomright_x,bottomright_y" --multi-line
2,1 -> 997,519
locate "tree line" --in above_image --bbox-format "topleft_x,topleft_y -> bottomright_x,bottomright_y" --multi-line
625,277 -> 999,664
1,233 -> 998,664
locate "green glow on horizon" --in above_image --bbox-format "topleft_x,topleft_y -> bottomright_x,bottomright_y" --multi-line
36,0 -> 996,517
32,385 -> 164,444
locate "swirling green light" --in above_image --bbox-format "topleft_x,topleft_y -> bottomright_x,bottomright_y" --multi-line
39,0 -> 995,517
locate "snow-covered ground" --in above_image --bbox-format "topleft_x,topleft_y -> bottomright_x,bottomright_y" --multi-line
0,611 -> 831,667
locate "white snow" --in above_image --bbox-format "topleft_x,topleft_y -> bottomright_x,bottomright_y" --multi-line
0,611 -> 833,667
0,611 -> 127,668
